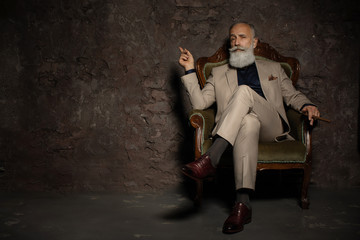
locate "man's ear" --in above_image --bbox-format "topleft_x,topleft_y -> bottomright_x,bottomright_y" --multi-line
226,37 -> 231,49
253,37 -> 258,48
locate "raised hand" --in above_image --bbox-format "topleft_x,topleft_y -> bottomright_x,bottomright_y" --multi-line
178,47 -> 195,71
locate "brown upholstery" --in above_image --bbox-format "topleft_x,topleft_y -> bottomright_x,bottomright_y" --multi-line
188,41 -> 313,209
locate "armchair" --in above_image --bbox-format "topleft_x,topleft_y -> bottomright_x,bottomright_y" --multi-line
188,41 -> 313,209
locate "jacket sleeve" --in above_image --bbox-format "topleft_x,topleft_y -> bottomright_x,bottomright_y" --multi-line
278,64 -> 313,111
181,72 -> 216,110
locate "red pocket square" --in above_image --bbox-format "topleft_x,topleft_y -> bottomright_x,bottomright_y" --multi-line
268,75 -> 278,81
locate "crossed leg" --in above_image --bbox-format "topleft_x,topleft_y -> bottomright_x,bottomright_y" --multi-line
214,85 -> 284,190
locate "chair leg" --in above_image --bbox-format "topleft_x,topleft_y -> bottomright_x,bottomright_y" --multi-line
194,179 -> 203,206
300,166 -> 311,209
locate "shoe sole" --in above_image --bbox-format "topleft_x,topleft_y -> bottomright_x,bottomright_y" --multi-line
181,169 -> 215,181
222,218 -> 252,234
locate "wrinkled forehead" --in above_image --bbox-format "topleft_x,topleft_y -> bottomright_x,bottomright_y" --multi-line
229,23 -> 252,37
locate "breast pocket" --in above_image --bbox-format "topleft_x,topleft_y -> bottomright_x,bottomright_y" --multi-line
262,77 -> 282,104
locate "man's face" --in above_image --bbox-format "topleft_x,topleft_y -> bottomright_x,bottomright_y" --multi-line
229,23 -> 257,50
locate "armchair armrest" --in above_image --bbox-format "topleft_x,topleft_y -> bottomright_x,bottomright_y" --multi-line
287,109 -> 306,142
189,108 -> 215,160
286,108 -> 313,159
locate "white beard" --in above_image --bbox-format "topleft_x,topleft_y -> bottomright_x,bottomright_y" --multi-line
229,45 -> 256,68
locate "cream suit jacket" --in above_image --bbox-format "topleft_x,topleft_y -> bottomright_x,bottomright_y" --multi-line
181,59 -> 313,141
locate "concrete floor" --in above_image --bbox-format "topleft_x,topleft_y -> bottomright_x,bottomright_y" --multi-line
1,186 -> 360,240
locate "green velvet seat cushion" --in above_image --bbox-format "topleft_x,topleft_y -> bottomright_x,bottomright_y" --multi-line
258,141 -> 306,163
217,140 -> 306,167
190,108 -> 307,164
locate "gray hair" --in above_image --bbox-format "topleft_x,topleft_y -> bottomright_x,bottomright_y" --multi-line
229,22 -> 256,39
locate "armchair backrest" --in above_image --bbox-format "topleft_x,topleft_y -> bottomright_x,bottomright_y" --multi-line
195,41 -> 300,89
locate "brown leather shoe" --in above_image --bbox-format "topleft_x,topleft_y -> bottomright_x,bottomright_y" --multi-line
181,154 -> 216,180
222,202 -> 252,234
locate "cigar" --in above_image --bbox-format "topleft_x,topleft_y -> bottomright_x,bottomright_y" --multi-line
302,113 -> 331,123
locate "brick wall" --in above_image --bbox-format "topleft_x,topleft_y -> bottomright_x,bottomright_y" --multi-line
0,0 -> 359,192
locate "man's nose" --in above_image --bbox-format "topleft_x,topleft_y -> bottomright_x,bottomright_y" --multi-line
235,38 -> 241,46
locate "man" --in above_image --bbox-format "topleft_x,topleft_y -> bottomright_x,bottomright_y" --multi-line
178,22 -> 320,234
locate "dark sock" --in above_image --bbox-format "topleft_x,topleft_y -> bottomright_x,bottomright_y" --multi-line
206,136 -> 229,167
236,188 -> 252,208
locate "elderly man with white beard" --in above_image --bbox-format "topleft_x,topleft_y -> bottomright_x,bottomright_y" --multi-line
178,22 -> 320,234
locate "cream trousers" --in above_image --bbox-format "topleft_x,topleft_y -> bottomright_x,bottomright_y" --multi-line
214,85 -> 284,190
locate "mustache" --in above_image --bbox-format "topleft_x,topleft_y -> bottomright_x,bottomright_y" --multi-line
229,46 -> 247,52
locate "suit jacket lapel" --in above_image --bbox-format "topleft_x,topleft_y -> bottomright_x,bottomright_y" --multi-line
225,67 -> 238,94
255,60 -> 270,100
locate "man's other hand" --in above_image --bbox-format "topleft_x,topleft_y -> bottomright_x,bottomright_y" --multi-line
301,105 -> 320,126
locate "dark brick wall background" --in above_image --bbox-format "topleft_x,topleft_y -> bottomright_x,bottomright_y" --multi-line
0,0 -> 359,192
